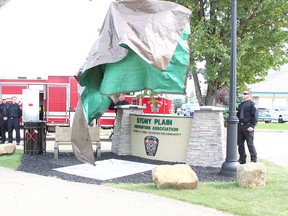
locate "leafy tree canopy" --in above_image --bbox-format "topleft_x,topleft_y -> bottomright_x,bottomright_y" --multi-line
169,0 -> 288,105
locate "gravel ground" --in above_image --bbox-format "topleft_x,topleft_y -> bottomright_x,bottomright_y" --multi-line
17,152 -> 236,184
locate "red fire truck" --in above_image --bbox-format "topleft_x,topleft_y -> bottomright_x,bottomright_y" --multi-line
0,76 -> 173,130
98,93 -> 173,128
0,76 -> 78,131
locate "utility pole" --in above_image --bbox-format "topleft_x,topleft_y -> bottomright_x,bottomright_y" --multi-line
220,0 -> 239,176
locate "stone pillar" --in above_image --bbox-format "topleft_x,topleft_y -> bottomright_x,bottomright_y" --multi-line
112,106 -> 144,155
186,106 -> 225,167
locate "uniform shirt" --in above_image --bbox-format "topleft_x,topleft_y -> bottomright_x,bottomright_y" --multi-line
108,100 -> 130,110
0,103 -> 9,118
8,103 -> 22,118
236,100 -> 258,128
108,100 -> 130,115
115,100 -> 130,106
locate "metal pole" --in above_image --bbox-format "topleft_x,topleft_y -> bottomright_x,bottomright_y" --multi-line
220,0 -> 238,176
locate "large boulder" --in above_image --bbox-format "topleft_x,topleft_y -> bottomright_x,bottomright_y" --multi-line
0,143 -> 16,156
152,164 -> 198,189
237,162 -> 267,188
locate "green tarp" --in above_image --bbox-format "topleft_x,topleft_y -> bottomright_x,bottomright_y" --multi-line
80,25 -> 190,123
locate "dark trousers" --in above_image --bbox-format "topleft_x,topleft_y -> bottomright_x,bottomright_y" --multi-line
8,118 -> 20,143
0,119 -> 2,138
237,124 -> 257,162
1,118 -> 8,143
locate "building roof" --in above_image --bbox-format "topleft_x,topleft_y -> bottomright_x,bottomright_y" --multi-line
249,66 -> 288,95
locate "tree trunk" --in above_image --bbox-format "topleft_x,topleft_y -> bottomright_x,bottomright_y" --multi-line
193,73 -> 205,106
205,84 -> 217,106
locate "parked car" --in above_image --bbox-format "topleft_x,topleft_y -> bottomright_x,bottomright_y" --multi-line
257,108 -> 272,123
271,106 -> 288,123
177,103 -> 200,117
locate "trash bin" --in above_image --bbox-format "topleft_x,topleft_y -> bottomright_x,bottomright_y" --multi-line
23,121 -> 46,155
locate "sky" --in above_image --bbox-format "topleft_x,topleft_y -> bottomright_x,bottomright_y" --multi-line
1,0 -> 286,95
0,0 -> 196,95
0,0 -> 113,78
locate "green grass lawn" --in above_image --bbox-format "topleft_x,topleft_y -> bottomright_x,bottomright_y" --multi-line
0,149 -> 22,170
256,122 -> 288,131
107,159 -> 288,216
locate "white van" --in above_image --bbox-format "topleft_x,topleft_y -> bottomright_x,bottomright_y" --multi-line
271,106 -> 288,123
177,103 -> 200,117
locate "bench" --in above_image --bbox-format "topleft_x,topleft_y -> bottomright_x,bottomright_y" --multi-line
54,126 -> 101,159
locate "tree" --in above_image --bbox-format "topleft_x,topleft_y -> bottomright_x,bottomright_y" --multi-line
169,0 -> 288,105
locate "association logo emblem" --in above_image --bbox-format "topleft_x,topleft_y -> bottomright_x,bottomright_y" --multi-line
144,136 -> 159,156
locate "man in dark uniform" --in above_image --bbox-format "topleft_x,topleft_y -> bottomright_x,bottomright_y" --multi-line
8,96 -> 22,145
236,90 -> 258,164
0,98 -> 10,144
115,93 -> 130,106
108,93 -> 130,139
109,93 -> 130,112
0,99 -> 2,139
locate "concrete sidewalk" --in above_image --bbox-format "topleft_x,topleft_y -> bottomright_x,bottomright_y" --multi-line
0,167 -> 234,216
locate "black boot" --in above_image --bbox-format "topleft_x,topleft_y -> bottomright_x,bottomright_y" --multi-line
238,159 -> 246,164
251,156 -> 257,163
238,155 -> 246,164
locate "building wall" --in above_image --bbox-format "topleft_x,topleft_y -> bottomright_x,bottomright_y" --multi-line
253,96 -> 288,108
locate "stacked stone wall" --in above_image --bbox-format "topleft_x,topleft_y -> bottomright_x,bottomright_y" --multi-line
112,106 -> 226,167
112,107 -> 144,155
186,107 -> 226,167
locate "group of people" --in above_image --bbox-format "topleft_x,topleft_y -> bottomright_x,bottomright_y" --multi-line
0,91 -> 257,163
0,96 -> 22,145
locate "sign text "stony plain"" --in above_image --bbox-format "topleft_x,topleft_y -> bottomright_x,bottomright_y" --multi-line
137,118 -> 172,125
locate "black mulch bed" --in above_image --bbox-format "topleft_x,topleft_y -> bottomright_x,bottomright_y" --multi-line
17,152 -> 236,184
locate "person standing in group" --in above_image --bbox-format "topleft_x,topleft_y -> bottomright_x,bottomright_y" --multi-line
0,99 -> 2,138
0,98 -> 10,144
109,92 -> 130,112
236,90 -> 258,164
115,93 -> 130,106
8,96 -> 22,145
108,93 -> 130,140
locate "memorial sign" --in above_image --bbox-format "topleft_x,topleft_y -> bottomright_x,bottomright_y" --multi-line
130,114 -> 192,162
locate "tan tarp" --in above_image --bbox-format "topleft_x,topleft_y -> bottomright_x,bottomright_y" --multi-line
80,0 -> 191,74
71,100 -> 95,165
